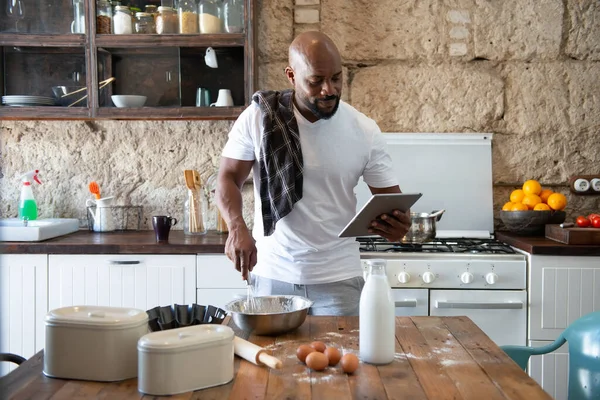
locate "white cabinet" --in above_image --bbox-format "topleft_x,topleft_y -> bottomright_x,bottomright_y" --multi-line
528,340 -> 569,400
196,255 -> 247,308
0,254 -> 48,376
48,254 -> 196,310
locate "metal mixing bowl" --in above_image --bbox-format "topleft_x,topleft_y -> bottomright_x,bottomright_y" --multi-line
224,295 -> 313,336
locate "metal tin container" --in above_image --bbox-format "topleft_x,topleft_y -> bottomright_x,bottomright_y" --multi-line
138,324 -> 234,395
43,306 -> 148,381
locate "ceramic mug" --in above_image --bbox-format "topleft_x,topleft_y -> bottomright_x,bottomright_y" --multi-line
86,196 -> 116,232
204,47 -> 218,69
210,89 -> 234,107
152,215 -> 178,242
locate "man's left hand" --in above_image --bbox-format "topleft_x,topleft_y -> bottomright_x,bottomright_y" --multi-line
368,209 -> 412,242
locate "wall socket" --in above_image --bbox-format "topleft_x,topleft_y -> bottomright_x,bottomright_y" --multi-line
568,175 -> 600,195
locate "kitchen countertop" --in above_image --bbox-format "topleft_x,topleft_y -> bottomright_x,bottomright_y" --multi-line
0,315 -> 550,400
0,230 -> 228,254
496,231 -> 600,256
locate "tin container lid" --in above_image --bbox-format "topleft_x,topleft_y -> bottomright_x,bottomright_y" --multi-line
136,11 -> 152,17
46,306 -> 148,329
138,325 -> 234,352
115,5 -> 130,11
157,6 -> 175,12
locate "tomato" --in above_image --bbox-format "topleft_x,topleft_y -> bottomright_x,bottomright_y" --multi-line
576,216 -> 591,228
588,213 -> 600,221
592,217 -> 600,229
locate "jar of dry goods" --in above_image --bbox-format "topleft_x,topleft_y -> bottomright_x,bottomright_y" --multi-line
113,6 -> 133,34
156,6 -> 177,34
135,12 -> 156,34
223,0 -> 243,33
96,0 -> 113,34
178,0 -> 199,34
145,4 -> 158,20
199,0 -> 222,34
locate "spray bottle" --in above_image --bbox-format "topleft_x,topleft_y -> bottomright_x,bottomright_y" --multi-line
19,170 -> 42,221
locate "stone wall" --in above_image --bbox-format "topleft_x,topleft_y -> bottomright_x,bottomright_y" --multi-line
1,0 -> 599,231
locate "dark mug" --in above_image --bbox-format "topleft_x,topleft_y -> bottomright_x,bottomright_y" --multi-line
152,215 -> 178,242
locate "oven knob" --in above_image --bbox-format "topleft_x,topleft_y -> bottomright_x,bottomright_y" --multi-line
422,271 -> 436,284
485,272 -> 498,285
460,272 -> 474,284
398,272 -> 411,284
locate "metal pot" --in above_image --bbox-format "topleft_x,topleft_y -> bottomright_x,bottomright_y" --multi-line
401,209 -> 445,244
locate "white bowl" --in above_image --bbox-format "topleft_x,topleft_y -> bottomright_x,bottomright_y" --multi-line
111,95 -> 147,108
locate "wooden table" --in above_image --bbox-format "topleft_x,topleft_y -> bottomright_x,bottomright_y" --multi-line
0,316 -> 551,400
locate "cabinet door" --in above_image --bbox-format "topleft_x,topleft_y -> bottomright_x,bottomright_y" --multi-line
0,254 -> 47,376
529,255 -> 600,341
528,340 -> 569,400
196,254 -> 247,308
48,254 -> 196,311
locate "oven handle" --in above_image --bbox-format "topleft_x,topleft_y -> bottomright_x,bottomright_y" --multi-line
395,300 -> 417,308
435,301 -> 523,310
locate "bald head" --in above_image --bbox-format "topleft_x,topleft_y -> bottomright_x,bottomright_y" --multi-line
289,31 -> 341,71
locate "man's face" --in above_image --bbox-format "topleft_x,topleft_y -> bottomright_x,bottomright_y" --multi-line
287,54 -> 343,120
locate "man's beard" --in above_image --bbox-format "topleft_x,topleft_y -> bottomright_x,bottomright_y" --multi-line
305,95 -> 340,120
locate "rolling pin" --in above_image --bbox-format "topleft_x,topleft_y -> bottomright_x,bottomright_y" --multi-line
233,336 -> 282,369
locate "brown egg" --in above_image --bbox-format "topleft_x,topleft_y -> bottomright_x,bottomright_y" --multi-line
310,341 -> 327,353
305,351 -> 329,371
296,344 -> 316,363
324,347 -> 342,366
340,353 -> 359,374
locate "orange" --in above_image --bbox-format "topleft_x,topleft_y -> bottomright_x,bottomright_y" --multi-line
502,202 -> 515,211
546,193 -> 567,211
511,203 -> 529,211
522,180 -> 542,195
510,189 -> 525,204
522,194 -> 542,209
539,189 -> 553,203
534,203 -> 551,211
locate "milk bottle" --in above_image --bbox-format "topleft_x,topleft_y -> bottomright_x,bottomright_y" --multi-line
359,259 -> 395,364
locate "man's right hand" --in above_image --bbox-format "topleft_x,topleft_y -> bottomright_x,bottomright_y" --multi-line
225,224 -> 257,281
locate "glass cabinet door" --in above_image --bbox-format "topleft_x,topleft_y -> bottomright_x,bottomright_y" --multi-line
0,0 -> 81,34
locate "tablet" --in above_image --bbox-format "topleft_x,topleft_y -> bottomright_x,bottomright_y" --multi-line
338,193 -> 422,238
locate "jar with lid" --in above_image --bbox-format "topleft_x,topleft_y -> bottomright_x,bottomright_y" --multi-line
135,12 -> 156,34
145,4 -> 158,19
96,0 -> 113,34
156,6 -> 178,34
223,0 -> 243,33
199,0 -> 222,34
184,188 -> 207,236
113,6 -> 133,34
178,0 -> 198,34
206,171 -> 228,234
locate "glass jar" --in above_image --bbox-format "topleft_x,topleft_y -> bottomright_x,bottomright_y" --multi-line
113,6 -> 133,34
96,0 -> 113,34
178,0 -> 198,34
145,4 -> 158,20
184,189 -> 207,235
223,0 -> 243,33
72,0 -> 86,34
206,171 -> 228,233
156,6 -> 178,34
135,12 -> 156,34
199,0 -> 222,34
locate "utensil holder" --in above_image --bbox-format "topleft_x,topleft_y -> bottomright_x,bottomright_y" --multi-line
86,205 -> 143,231
184,188 -> 207,235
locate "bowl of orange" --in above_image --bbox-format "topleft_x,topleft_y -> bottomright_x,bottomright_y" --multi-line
500,210 -> 566,235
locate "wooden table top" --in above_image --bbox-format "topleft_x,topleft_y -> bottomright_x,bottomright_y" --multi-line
0,316 -> 551,400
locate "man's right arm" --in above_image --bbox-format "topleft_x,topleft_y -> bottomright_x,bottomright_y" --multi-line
216,157 -> 256,280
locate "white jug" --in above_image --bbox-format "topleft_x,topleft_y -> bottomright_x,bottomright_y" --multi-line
86,196 -> 116,232
210,89 -> 234,107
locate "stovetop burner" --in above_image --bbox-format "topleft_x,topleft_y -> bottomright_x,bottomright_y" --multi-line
357,237 -> 517,254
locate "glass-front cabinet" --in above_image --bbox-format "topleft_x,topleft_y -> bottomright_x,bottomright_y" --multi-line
0,0 -> 255,120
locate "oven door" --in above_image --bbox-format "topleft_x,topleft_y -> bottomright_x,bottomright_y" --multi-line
392,288 -> 428,316
429,290 -> 526,346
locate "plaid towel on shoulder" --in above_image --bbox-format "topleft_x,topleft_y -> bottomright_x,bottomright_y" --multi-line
252,89 -> 303,236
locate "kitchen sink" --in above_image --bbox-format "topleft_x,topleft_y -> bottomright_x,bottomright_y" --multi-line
0,218 -> 80,242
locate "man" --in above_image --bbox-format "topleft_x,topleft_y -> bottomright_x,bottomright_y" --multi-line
216,31 -> 411,316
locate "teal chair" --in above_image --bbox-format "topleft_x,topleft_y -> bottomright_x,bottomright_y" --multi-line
501,311 -> 600,400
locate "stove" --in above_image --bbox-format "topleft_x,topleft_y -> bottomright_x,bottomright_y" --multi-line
354,133 -> 527,347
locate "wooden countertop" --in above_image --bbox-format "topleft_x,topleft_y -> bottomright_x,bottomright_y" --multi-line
496,231 -> 600,256
0,316 -> 551,400
0,230 -> 228,254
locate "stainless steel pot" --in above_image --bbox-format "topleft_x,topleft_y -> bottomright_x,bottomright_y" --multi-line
401,209 -> 445,244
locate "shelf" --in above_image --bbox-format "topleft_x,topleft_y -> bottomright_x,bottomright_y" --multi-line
0,106 -> 90,119
95,106 -> 246,120
95,34 -> 245,48
0,34 -> 86,47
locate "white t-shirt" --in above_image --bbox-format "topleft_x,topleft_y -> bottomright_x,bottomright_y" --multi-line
221,100 -> 398,284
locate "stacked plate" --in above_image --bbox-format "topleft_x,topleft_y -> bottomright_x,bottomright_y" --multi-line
2,95 -> 56,107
